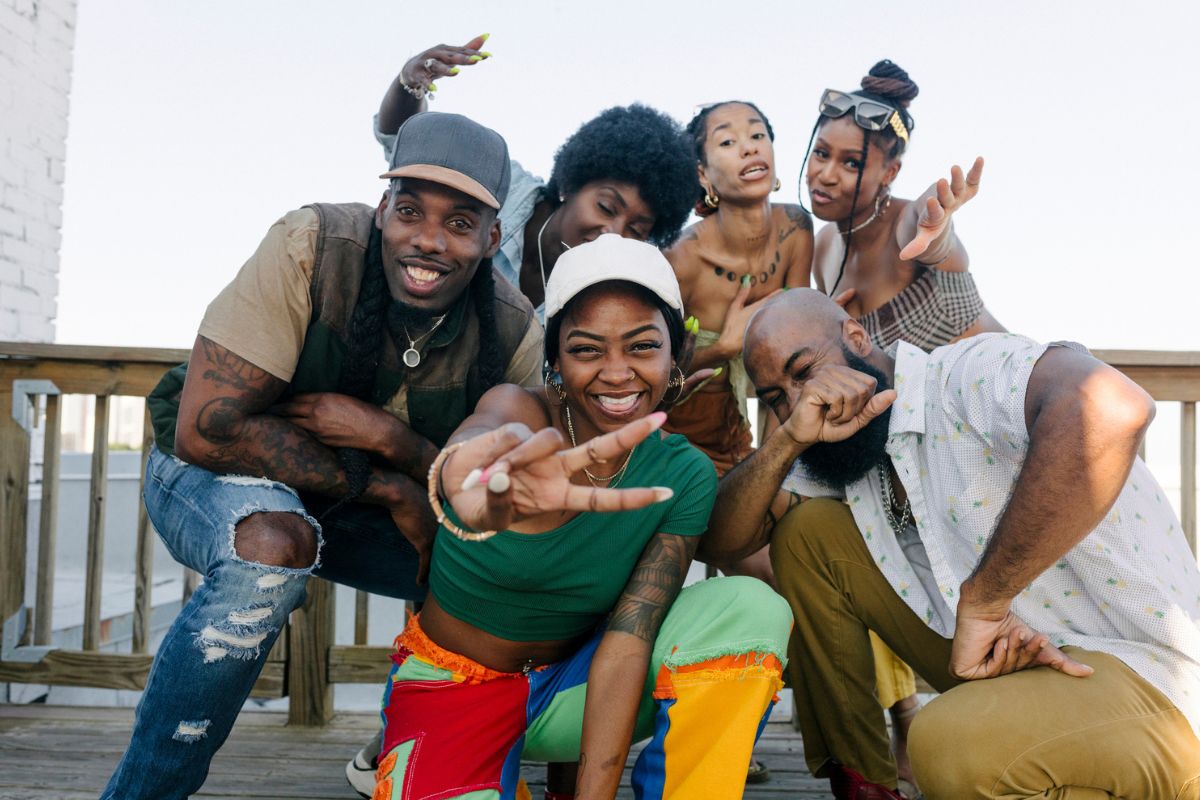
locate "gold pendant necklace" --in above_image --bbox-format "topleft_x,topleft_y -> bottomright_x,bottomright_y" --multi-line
563,403 -> 633,488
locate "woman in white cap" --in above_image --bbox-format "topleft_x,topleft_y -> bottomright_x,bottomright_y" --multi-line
370,234 -> 793,800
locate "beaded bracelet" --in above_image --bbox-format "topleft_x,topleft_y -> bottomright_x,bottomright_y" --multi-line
426,442 -> 498,542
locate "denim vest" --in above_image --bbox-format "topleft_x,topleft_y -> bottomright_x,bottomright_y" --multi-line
149,202 -> 537,455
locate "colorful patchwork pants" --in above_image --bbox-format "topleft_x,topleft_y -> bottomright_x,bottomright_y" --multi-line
374,576 -> 793,800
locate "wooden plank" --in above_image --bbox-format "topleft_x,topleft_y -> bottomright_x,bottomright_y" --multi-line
82,395 -> 110,651
327,644 -> 392,684
1184,401 -> 1197,556
0,388 -> 31,633
0,359 -> 181,398
0,341 -> 189,364
288,577 -> 334,725
0,650 -> 152,690
248,661 -> 286,698
33,393 -> 61,645
1093,349 -> 1200,368
1105,366 -> 1200,402
132,403 -> 155,653
353,590 -> 369,645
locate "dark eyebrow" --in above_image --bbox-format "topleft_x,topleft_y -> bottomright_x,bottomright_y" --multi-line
394,188 -> 484,216
565,329 -> 604,342
622,324 -> 659,339
783,348 -> 814,374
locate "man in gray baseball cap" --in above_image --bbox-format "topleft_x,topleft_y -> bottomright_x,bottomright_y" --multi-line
102,112 -> 544,800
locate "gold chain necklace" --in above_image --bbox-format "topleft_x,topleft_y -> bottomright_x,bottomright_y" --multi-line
563,403 -> 633,488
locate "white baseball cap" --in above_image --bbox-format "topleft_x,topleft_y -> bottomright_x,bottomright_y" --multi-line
543,233 -> 684,322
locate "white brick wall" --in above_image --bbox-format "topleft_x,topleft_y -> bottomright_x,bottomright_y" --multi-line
0,0 -> 77,342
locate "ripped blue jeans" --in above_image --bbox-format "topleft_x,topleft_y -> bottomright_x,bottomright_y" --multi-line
101,446 -> 425,800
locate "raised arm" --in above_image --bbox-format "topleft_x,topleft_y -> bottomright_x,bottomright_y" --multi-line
577,531 -> 698,799
377,35 -> 490,139
895,157 -> 984,268
951,345 -> 1155,679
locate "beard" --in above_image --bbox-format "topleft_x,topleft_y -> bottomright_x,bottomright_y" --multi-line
796,347 -> 893,489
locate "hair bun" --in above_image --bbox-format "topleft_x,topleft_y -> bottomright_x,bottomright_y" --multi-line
860,59 -> 919,108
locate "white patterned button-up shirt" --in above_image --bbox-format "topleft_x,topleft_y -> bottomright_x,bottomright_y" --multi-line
783,333 -> 1200,733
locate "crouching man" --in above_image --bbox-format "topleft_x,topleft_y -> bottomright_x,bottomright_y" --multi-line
700,288 -> 1200,799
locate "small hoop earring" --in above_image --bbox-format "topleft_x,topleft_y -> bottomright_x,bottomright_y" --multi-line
703,187 -> 719,209
773,178 -> 782,192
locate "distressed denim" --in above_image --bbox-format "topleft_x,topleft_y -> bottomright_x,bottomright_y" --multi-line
101,446 -> 424,800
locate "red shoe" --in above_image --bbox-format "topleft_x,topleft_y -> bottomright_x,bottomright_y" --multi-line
828,763 -> 910,800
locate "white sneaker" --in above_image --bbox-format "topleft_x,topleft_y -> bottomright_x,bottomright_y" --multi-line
345,748 -> 377,799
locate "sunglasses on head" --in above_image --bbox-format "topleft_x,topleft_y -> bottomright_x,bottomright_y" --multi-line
818,89 -> 912,142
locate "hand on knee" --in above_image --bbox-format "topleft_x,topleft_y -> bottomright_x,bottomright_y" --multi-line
233,511 -> 318,569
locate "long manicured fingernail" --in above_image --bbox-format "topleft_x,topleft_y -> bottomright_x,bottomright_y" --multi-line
480,32 -> 490,42
487,471 -> 511,493
652,487 -> 675,502
480,51 -> 492,58
428,83 -> 438,92
649,411 -> 668,427
460,468 -> 483,492
713,366 -> 724,377
741,275 -> 751,287
449,66 -> 461,74
467,55 -> 481,63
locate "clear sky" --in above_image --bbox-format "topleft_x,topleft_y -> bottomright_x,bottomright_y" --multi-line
56,0 -> 1200,354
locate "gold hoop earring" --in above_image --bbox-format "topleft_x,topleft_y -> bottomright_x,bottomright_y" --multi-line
703,187 -> 719,209
773,178 -> 782,191
663,365 -> 685,405
547,374 -> 567,402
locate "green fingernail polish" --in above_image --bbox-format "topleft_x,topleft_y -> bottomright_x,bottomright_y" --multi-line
481,32 -> 490,42
713,366 -> 724,377
467,55 -> 481,63
480,51 -> 492,58
449,66 -> 461,74
428,83 -> 438,92
741,275 -> 751,286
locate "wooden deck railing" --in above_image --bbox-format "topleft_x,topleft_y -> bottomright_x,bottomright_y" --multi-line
1,342 -> 1197,725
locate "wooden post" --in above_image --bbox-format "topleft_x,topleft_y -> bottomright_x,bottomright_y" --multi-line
83,395 -> 110,652
288,576 -> 334,725
133,404 -> 155,653
1183,401 -> 1197,556
354,590 -> 369,646
0,382 -> 31,632
34,393 -> 61,645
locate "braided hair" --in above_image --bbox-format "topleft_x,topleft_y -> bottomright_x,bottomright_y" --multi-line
796,60 -> 919,295
328,206 -> 506,514
685,101 -> 776,218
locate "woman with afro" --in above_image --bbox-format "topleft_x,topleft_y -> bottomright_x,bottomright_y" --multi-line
372,35 -> 698,324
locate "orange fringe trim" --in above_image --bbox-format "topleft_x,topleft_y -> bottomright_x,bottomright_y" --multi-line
392,614 -> 517,685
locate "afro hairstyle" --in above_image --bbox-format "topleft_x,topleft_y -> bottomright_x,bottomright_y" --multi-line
545,104 -> 698,248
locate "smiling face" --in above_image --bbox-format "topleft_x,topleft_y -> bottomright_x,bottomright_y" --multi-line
697,102 -> 776,205
552,282 -> 673,438
805,115 -> 901,222
555,180 -> 656,247
375,178 -> 501,313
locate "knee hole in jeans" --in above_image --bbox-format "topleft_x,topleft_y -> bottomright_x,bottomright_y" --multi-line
233,511 -> 318,569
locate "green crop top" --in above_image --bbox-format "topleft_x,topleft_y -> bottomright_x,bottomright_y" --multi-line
428,431 -> 718,641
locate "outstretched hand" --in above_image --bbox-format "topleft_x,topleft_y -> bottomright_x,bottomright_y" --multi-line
898,157 -> 984,261
780,364 -> 896,449
440,412 -> 675,532
399,34 -> 490,96
718,279 -> 783,360
950,600 -> 1094,681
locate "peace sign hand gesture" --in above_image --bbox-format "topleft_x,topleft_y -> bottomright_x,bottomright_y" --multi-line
400,34 -> 491,97
898,157 -> 985,261
440,412 -> 675,533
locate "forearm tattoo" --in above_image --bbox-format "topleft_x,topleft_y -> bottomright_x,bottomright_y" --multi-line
191,337 -> 350,495
608,533 -> 700,642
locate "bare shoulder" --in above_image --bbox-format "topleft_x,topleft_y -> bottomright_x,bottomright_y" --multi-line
775,203 -> 814,234
473,383 -> 554,431
665,222 -> 704,275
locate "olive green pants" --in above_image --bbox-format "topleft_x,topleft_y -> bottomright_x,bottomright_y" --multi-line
770,498 -> 1200,799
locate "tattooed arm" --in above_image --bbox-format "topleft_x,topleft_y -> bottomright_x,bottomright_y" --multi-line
699,424 -> 806,566
175,335 -> 429,515
778,203 -> 814,289
575,532 -> 698,800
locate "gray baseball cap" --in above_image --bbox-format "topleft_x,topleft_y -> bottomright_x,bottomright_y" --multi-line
379,112 -> 511,210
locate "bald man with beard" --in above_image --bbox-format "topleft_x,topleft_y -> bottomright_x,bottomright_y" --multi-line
695,289 -> 1200,800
